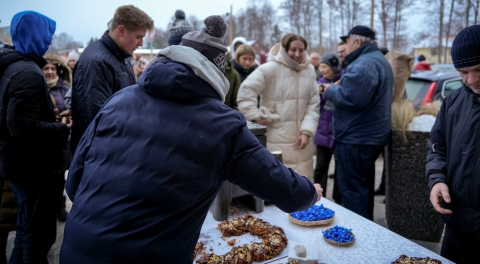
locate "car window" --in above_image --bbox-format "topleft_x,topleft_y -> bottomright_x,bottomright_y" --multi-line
443,79 -> 463,97
406,79 -> 433,105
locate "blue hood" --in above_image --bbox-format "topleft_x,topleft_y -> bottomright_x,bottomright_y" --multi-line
10,11 -> 56,56
138,57 -> 220,102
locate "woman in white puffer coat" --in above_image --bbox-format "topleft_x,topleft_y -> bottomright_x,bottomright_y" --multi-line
237,33 -> 320,180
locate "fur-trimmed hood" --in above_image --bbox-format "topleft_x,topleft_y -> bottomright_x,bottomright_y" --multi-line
43,54 -> 72,86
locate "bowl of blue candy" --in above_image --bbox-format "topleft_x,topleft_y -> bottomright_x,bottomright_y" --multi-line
322,225 -> 355,247
288,204 -> 335,226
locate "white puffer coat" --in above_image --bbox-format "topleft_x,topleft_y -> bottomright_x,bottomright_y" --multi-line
237,43 -> 320,180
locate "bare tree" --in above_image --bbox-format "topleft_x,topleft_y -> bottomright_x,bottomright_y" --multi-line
444,0 -> 455,63
187,15 -> 202,30
391,0 -> 413,51
473,0 -> 480,24
317,0 -> 324,54
466,0 -> 471,26
438,0 -> 445,63
377,0 -> 394,48
326,0 -> 337,51
280,0 -> 318,52
51,33 -> 83,51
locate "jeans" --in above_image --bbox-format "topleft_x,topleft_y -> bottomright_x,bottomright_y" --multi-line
441,225 -> 480,264
9,175 -> 57,264
335,142 -> 382,220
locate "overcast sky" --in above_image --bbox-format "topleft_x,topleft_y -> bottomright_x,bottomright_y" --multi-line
2,0 -> 426,51
0,0 -> 285,46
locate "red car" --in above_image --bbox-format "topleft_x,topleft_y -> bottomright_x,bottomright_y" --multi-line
406,70 -> 463,108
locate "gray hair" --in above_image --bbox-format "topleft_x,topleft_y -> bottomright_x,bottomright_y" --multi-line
349,34 -> 377,46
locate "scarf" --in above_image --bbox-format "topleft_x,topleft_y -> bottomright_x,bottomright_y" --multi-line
47,75 -> 59,89
279,46 -> 308,72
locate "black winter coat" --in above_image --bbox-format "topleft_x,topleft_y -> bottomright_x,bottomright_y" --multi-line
0,46 -> 69,181
427,85 -> 480,239
71,31 -> 136,153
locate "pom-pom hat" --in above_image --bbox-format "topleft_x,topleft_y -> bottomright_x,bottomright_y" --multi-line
168,9 -> 194,46
181,15 -> 228,73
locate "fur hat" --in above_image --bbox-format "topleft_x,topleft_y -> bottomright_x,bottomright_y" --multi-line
44,54 -> 72,86
451,25 -> 480,68
181,15 -> 228,73
321,52 -> 341,74
168,10 -> 194,46
67,50 -> 79,62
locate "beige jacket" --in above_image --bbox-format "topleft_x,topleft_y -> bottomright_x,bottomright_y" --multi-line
237,43 -> 319,180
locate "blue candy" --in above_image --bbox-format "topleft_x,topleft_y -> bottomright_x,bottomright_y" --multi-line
322,225 -> 355,244
290,204 -> 335,221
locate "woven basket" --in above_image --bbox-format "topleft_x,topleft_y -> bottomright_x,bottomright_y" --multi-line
288,212 -> 335,227
323,231 -> 355,247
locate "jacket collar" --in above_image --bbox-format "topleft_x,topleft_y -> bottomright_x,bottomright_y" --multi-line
345,44 -> 378,64
231,60 -> 256,75
99,30 -> 131,62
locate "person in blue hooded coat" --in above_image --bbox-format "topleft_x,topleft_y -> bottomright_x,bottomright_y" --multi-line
0,11 -> 71,264
60,16 -> 321,264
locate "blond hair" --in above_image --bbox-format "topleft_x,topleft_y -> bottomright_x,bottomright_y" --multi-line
235,44 -> 256,62
110,5 -> 154,32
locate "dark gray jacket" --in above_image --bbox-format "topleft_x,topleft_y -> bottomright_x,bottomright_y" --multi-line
427,85 -> 480,239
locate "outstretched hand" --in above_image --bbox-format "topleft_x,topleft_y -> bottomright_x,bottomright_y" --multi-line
314,183 -> 323,202
429,182 -> 452,214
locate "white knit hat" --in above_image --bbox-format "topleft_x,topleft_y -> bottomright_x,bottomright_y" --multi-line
67,50 -> 79,62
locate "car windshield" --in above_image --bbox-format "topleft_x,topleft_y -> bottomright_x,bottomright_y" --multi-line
406,79 -> 433,105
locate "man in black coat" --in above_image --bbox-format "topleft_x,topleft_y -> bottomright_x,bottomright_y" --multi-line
70,5 -> 154,153
0,11 -> 71,263
427,25 -> 480,263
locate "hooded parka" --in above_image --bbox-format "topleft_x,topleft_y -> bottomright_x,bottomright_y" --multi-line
61,46 -> 317,264
237,43 -> 320,179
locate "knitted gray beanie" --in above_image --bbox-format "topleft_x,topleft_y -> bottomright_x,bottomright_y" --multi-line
181,15 -> 228,73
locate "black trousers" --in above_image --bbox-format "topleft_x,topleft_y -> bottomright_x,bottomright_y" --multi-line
313,146 -> 333,198
441,225 -> 480,264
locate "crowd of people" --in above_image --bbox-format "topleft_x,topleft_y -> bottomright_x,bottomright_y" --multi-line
0,3 -> 478,264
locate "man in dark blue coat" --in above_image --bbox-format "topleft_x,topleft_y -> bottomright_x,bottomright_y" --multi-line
0,11 -> 71,263
322,26 -> 393,220
60,16 -> 321,264
427,25 -> 480,264
70,5 -> 153,153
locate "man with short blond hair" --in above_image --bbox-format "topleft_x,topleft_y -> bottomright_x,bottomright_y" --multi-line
427,25 -> 480,263
71,5 -> 154,153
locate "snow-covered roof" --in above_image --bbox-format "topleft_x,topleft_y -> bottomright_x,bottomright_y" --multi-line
413,35 -> 456,49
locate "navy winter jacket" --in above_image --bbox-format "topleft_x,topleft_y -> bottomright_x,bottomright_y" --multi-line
427,85 -> 480,239
324,44 -> 393,146
70,31 -> 136,153
61,51 -> 317,264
